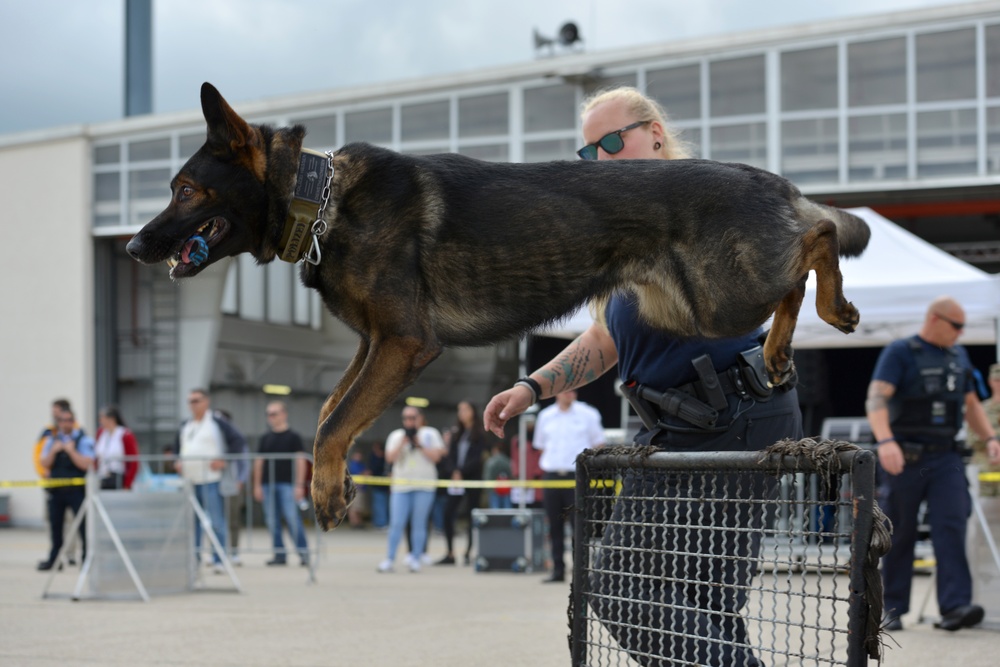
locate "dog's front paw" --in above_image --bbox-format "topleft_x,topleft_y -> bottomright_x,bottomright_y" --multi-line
312,472 -> 357,531
834,301 -> 860,334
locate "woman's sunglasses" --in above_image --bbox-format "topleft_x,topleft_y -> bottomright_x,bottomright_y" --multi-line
577,120 -> 650,160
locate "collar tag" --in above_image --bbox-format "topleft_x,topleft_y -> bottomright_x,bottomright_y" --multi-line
294,150 -> 328,203
279,149 -> 331,263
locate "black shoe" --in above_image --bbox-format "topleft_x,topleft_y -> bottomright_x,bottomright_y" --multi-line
435,555 -> 456,565
935,604 -> 984,631
37,560 -> 62,572
884,616 -> 903,632
266,558 -> 287,566
542,572 -> 565,583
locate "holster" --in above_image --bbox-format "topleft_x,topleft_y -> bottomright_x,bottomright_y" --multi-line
621,381 -> 719,431
737,346 -> 774,401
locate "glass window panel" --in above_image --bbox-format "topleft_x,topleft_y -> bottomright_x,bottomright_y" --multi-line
402,146 -> 449,156
916,109 -> 977,177
293,279 -> 310,326
676,127 -> 701,158
782,46 -> 837,111
266,262 -> 292,324
988,107 -> 1000,174
344,108 -> 392,144
128,168 -> 170,200
401,100 -> 449,141
988,25 -> 1000,98
523,84 -> 576,132
709,122 -> 767,168
848,113 -> 908,182
710,55 -> 765,117
647,64 -> 700,121
178,132 -> 205,160
458,93 -> 508,138
848,37 -> 907,107
221,261 -> 238,315
94,172 -> 120,202
94,214 -> 120,228
583,72 -> 638,96
94,144 -> 120,164
127,138 -> 170,162
291,114 -> 338,148
238,254 -> 265,322
523,138 -> 577,162
916,28 -> 976,102
457,143 -> 510,161
781,118 -> 839,184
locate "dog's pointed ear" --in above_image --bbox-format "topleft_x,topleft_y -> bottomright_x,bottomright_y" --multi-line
201,82 -> 256,152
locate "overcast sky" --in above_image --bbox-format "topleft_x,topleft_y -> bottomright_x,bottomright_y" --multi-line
0,0 -> 980,135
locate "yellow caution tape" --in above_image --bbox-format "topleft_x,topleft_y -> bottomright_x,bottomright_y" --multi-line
0,478 -> 85,489
980,472 -> 1000,483
350,475 -> 620,491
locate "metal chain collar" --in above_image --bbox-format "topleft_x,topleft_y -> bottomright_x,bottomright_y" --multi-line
303,150 -> 335,266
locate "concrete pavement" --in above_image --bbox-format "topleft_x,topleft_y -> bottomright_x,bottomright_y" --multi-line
0,526 -> 998,666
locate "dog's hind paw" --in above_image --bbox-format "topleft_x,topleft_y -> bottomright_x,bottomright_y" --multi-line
312,472 -> 358,531
766,357 -> 796,388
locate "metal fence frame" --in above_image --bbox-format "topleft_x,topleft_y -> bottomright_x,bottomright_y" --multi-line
570,447 -> 881,667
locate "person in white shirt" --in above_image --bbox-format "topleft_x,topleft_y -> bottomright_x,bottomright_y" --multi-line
174,388 -> 246,571
378,406 -> 446,573
533,390 -> 605,582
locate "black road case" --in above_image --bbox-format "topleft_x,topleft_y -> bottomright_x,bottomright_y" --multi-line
472,508 -> 548,573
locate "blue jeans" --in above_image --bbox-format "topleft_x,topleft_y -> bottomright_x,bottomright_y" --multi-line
194,481 -> 227,564
387,489 -> 435,561
370,487 -> 389,528
262,483 -> 309,562
488,492 -> 513,509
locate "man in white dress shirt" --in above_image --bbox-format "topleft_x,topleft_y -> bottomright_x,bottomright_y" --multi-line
533,390 -> 605,582
174,388 -> 246,571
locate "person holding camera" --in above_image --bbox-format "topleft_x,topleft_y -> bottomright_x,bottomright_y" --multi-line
378,406 -> 445,573
867,296 -> 1000,632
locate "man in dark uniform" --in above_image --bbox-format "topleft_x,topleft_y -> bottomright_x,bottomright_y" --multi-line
867,296 -> 1000,632
37,408 -> 95,571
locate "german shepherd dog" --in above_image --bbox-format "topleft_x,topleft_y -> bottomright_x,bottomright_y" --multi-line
127,83 -> 870,530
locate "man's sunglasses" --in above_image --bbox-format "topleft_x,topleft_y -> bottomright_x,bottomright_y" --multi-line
936,313 -> 965,331
577,120 -> 650,160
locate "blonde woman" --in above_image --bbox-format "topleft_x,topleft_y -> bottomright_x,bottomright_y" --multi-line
486,87 -> 802,667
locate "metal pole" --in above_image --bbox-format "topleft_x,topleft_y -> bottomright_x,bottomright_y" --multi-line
517,337 -> 527,510
570,463 -> 590,666
125,0 -> 153,117
846,449 -> 877,667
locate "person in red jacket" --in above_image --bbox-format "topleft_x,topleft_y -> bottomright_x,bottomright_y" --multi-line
94,405 -> 139,490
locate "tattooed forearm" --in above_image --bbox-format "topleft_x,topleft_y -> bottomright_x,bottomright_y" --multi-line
864,380 -> 895,415
538,337 -> 608,397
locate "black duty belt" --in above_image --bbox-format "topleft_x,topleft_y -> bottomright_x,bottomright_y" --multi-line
675,367 -> 746,402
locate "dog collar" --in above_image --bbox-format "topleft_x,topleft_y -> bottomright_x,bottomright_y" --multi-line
278,148 -> 334,264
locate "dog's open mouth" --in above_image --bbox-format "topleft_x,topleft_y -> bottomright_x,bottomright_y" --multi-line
166,217 -> 230,278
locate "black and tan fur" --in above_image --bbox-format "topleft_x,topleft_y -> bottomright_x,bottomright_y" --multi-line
127,83 -> 870,529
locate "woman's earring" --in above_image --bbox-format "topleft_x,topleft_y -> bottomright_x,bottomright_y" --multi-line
654,142 -> 662,150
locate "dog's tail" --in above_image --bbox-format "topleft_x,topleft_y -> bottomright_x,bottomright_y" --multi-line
797,200 -> 871,258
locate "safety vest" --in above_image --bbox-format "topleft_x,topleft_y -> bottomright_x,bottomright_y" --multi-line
49,431 -> 88,480
888,337 -> 967,445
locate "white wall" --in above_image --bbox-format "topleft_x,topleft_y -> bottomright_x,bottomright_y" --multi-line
0,134 -> 93,526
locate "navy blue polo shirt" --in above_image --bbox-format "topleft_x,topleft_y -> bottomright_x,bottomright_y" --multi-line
606,292 -> 762,390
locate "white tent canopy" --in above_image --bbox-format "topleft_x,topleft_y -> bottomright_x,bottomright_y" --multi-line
535,208 -> 1000,351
